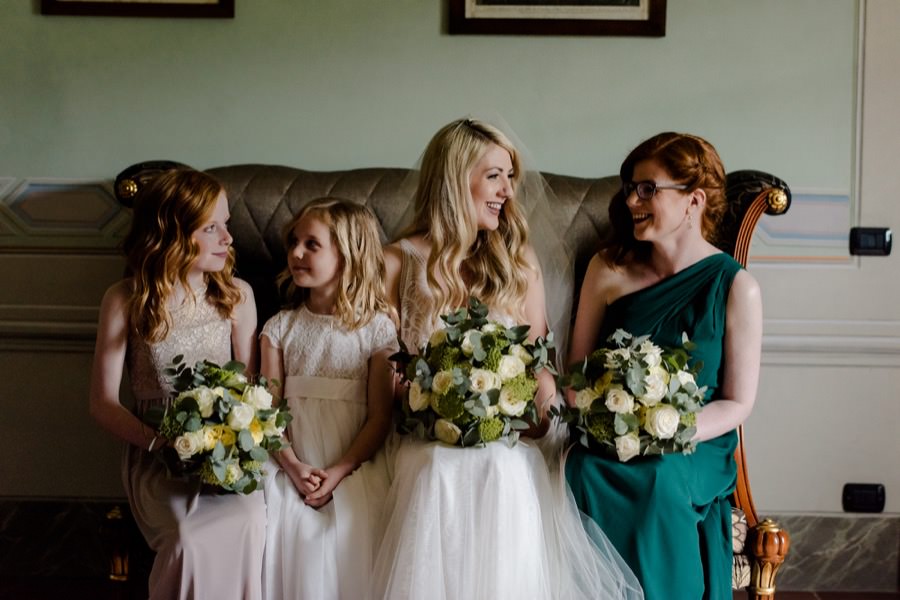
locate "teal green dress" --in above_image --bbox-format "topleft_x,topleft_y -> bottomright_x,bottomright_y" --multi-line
565,253 -> 742,600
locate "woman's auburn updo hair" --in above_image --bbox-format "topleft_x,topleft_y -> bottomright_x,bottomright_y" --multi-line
407,118 -> 532,320
123,168 -> 241,342
603,131 -> 727,265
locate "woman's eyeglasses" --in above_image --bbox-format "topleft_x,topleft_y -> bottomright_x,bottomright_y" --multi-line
623,180 -> 688,200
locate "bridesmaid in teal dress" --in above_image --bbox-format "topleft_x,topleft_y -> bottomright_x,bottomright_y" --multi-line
565,132 -> 763,600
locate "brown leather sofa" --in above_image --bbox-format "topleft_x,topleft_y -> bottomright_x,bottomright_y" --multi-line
115,161 -> 792,598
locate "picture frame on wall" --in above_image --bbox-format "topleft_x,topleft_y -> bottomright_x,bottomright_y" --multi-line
449,0 -> 666,36
39,0 -> 234,18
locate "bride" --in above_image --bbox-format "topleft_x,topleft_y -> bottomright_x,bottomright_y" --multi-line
369,118 -> 643,600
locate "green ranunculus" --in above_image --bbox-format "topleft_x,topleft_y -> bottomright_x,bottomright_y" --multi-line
478,417 -> 504,443
431,390 -> 466,420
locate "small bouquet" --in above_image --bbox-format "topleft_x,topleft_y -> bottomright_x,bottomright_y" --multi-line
145,356 -> 291,494
558,329 -> 705,462
391,298 -> 554,447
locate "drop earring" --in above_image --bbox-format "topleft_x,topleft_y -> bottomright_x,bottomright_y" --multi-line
687,213 -> 693,229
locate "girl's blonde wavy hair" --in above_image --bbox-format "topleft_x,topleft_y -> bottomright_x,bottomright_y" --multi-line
122,169 -> 241,343
405,118 -> 532,321
278,198 -> 394,330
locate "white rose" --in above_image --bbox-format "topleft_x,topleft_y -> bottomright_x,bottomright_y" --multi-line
497,355 -> 526,382
431,370 -> 454,396
498,387 -> 527,417
434,419 -> 462,445
224,462 -> 244,485
675,370 -> 696,389
193,386 -> 218,418
460,330 -> 477,356
644,404 -> 680,440
639,371 -> 668,407
508,344 -> 534,366
469,369 -> 501,393
227,403 -> 255,431
615,433 -> 641,462
481,323 -> 499,333
173,431 -> 202,460
574,388 -> 600,411
429,329 -> 448,347
408,381 -> 431,412
605,385 -> 635,414
638,340 -> 662,368
242,385 -> 273,410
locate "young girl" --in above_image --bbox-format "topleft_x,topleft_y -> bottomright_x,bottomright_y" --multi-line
260,198 -> 397,600
89,168 -> 266,600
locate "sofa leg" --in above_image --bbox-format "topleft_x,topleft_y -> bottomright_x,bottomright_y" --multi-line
748,518 -> 791,600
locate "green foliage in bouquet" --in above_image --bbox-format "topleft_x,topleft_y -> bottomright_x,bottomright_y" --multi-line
143,356 -> 292,494
554,329 -> 705,462
391,298 -> 555,447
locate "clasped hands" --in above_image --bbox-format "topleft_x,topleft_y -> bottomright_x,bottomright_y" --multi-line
283,460 -> 347,509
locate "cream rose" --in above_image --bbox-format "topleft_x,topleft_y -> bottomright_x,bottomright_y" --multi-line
429,328 -> 448,347
469,369 -> 501,393
498,387 -> 527,417
481,323 -> 499,333
615,433 -> 641,462
431,370 -> 454,396
227,403 -> 255,431
242,385 -> 273,410
434,419 -> 462,445
605,385 -> 635,414
574,388 -> 600,411
224,372 -> 248,388
460,330 -> 477,356
194,386 -> 219,418
224,462 -> 244,485
638,340 -> 663,367
644,404 -> 680,439
199,425 -> 219,451
508,343 -> 534,366
639,371 -> 668,407
174,431 -> 202,460
497,355 -> 526,382
485,403 -> 500,418
408,381 -> 431,412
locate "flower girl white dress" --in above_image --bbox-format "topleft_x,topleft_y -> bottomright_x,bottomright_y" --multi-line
262,305 -> 396,600
367,240 -> 643,600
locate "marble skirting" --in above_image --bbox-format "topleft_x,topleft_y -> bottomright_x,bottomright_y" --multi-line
0,499 -> 152,582
770,513 -> 899,592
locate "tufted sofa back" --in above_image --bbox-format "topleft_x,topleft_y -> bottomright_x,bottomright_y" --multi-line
206,164 -> 622,337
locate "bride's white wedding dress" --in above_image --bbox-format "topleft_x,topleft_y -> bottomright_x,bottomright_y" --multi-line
368,240 -> 643,600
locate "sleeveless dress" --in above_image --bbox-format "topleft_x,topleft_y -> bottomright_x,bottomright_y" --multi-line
124,291 -> 266,600
368,239 -> 643,600
565,253 -> 743,600
261,306 -> 396,600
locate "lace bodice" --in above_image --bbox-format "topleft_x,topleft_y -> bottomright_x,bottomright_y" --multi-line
261,306 -> 397,381
397,239 -> 515,351
127,293 -> 231,403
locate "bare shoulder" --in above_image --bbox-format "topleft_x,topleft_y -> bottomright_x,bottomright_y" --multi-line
233,277 -> 256,304
729,269 -> 762,305
521,243 -> 543,282
384,242 -> 403,274
101,279 -> 133,310
582,252 -> 623,300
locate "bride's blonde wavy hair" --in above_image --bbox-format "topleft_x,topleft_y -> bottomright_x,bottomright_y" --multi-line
405,118 -> 532,321
277,198 -> 394,330
122,169 -> 241,342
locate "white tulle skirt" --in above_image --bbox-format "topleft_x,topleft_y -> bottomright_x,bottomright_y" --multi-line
369,429 -> 644,600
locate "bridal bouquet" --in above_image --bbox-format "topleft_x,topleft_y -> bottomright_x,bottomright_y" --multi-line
145,356 -> 291,494
558,329 -> 705,462
391,298 -> 554,447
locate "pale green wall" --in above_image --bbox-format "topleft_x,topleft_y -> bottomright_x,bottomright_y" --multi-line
2,0 -> 856,187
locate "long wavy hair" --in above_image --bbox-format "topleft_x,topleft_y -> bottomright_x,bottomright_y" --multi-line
601,131 -> 727,266
122,169 -> 241,342
404,118 -> 532,321
277,198 -> 394,330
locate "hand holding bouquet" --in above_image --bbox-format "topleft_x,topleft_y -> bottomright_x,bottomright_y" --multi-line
145,356 -> 291,494
391,298 -> 554,447
559,329 -> 705,462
